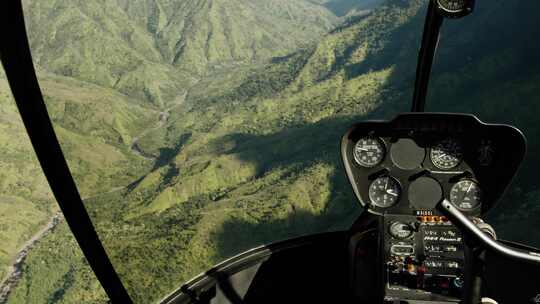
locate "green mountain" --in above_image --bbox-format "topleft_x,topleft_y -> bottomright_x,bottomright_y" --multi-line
22,0 -> 337,106
3,0 -> 540,303
2,0 -> 338,296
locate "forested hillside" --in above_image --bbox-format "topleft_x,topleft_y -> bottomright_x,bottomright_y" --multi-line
22,0 -> 336,106
2,0 -> 540,303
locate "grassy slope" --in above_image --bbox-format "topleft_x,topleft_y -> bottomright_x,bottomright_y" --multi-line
0,70 -> 55,281
5,223 -> 108,304
22,0 -> 336,106
0,70 -> 153,292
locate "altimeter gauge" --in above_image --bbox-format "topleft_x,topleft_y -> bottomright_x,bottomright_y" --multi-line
354,137 -> 386,168
430,139 -> 463,170
369,176 -> 401,208
450,180 -> 482,211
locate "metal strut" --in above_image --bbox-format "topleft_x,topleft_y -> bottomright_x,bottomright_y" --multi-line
411,1 -> 444,112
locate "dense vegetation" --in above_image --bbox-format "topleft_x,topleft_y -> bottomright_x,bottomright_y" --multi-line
21,0 -> 337,106
0,72 -> 54,282
2,0 -> 539,303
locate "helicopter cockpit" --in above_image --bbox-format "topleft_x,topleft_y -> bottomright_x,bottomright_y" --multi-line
343,113 -> 531,303
1,0 -> 540,303
157,1 -> 540,303
155,116 -> 539,304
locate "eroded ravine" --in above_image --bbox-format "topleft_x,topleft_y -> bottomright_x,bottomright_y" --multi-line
0,213 -> 63,303
130,90 -> 191,161
0,83 -> 198,303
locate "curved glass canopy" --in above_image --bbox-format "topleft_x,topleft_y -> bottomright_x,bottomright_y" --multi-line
0,0 -> 539,303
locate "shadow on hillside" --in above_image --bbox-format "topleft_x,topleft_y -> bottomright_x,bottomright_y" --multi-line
210,116 -> 353,176
152,133 -> 193,171
208,0 -> 540,262
208,3 -> 430,261
206,116 -> 367,258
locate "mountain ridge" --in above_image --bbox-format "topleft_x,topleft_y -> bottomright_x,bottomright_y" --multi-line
22,0 -> 338,106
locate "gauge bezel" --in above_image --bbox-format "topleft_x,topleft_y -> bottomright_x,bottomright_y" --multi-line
430,139 -> 464,170
449,179 -> 482,212
368,176 -> 402,209
435,0 -> 474,18
353,136 -> 387,168
389,221 -> 414,240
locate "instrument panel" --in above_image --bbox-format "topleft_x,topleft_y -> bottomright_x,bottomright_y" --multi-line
343,113 -> 526,303
382,215 -> 465,302
341,113 -> 526,217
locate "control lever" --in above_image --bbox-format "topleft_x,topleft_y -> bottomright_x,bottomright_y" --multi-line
438,199 -> 540,265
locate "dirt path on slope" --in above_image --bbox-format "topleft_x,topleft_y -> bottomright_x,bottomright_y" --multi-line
0,212 -> 62,303
1,80 -> 200,303
0,185 -> 131,303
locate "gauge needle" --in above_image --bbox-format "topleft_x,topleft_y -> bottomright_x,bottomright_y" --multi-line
357,147 -> 368,151
459,182 -> 473,203
387,189 -> 398,196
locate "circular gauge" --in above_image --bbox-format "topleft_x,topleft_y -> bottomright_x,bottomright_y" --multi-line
450,180 -> 482,211
389,222 -> 414,239
430,139 -> 463,170
354,137 -> 386,168
437,0 -> 468,13
369,176 -> 401,208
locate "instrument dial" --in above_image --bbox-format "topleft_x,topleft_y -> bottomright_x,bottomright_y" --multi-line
354,137 -> 386,168
437,0 -> 467,12
389,222 -> 414,239
430,139 -> 463,170
450,180 -> 482,211
369,176 -> 401,208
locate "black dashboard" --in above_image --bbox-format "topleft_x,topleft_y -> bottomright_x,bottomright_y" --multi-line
341,113 -> 526,303
341,113 -> 526,217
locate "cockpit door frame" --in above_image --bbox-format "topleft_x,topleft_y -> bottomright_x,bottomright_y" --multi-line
0,1 -> 133,302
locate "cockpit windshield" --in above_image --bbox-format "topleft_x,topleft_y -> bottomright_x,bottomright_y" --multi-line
1,0 -> 539,303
